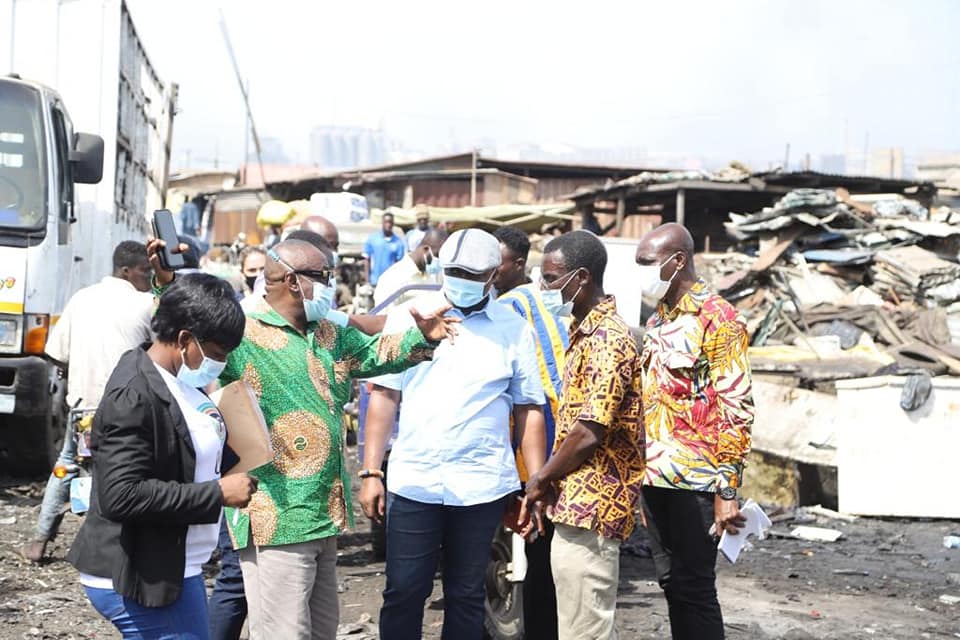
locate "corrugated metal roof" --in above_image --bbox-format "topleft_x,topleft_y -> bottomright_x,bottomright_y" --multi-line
569,169 -> 937,201
376,203 -> 576,234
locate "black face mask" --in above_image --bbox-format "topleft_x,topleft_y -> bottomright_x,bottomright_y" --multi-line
245,275 -> 258,291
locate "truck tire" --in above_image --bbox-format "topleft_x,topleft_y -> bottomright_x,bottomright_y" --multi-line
0,373 -> 65,477
484,527 -> 524,640
0,409 -> 64,477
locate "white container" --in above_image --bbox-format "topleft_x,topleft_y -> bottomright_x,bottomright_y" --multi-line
309,192 -> 370,224
836,375 -> 960,518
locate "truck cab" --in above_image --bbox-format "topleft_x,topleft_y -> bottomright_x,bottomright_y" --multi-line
0,75 -> 103,474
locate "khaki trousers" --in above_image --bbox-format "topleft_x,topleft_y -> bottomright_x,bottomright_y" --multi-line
239,537 -> 339,640
551,523 -> 621,640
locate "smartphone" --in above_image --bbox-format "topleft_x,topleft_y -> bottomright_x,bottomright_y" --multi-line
151,209 -> 185,270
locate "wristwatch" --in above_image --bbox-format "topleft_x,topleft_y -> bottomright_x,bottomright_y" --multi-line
718,487 -> 737,501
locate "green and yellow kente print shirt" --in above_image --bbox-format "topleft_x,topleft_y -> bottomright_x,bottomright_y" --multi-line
221,298 -> 435,549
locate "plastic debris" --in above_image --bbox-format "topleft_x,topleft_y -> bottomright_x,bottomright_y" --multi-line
790,526 -> 844,542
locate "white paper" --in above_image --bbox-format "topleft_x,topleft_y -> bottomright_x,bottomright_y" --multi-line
718,499 -> 771,564
790,525 -> 844,542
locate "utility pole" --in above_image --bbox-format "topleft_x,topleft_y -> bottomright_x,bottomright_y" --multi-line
863,131 -> 870,175
783,143 -> 791,171
9,0 -> 17,73
470,147 -> 478,206
243,79 -> 250,165
220,11 -> 266,187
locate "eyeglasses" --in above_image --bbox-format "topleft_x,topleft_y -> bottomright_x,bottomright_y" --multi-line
539,269 -> 580,291
268,250 -> 333,283
293,268 -> 334,283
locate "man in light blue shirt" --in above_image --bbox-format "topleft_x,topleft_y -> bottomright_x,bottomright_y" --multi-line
363,212 -> 406,286
360,228 -> 547,640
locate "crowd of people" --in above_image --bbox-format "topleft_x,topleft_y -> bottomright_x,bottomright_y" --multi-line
22,213 -> 755,640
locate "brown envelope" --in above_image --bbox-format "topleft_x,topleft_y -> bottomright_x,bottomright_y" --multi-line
210,381 -> 273,475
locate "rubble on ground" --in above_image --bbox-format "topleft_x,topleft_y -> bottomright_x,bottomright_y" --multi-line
697,187 -> 960,382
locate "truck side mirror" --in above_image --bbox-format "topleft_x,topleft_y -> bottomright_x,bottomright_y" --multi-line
69,133 -> 104,184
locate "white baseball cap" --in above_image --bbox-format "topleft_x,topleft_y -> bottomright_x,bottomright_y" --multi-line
438,228 -> 501,274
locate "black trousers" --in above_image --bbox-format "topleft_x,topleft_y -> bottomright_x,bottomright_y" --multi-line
642,486 -> 724,640
523,518 -> 557,640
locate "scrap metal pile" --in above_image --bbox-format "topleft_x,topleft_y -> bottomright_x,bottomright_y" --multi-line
699,188 -> 960,382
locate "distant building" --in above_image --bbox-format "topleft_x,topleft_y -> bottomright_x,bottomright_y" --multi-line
255,137 -> 290,164
867,148 -> 905,179
916,153 -> 960,187
916,153 -> 960,207
266,152 -> 654,208
819,154 -> 846,175
309,126 -> 387,170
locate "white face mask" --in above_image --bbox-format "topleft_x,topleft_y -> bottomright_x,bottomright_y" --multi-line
637,253 -> 680,302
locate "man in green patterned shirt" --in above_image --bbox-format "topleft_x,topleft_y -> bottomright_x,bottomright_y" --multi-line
219,238 -> 454,640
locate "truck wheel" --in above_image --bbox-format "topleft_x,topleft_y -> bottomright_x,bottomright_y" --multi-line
484,528 -> 524,640
0,410 -> 63,477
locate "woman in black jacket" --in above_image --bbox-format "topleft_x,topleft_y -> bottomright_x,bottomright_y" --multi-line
69,273 -> 258,639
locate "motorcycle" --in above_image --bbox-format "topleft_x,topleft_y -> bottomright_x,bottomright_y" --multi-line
51,404 -> 97,515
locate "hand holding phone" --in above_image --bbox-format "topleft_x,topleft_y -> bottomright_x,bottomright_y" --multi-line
151,209 -> 185,271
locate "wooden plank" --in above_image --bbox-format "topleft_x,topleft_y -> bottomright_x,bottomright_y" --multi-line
750,226 -> 804,272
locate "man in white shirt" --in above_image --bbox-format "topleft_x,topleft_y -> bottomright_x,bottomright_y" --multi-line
405,210 -> 433,252
359,228 -> 547,640
21,241 -> 155,562
372,228 -> 447,310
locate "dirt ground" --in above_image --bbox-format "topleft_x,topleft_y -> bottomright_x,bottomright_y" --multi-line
1,452 -> 959,640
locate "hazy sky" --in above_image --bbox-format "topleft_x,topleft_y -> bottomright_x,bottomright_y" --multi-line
126,0 -> 960,171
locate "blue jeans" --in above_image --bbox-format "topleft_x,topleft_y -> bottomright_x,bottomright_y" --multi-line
34,421 -> 77,540
380,492 -> 508,640
208,520 -> 247,640
84,573 -> 210,640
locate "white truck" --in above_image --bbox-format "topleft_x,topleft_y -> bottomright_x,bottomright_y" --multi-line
0,0 -> 176,474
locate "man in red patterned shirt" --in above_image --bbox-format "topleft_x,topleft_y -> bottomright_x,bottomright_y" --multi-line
636,223 -> 754,640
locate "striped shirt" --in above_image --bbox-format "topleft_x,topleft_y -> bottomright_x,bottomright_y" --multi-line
498,284 -> 570,480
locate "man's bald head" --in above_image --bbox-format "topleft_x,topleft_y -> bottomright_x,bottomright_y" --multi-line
635,222 -> 698,304
422,228 -> 448,255
264,239 -> 327,283
637,223 -> 694,263
410,227 -> 449,272
300,215 -> 339,252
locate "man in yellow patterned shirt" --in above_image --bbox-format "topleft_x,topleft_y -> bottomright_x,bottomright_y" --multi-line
525,230 -> 644,640
636,223 -> 754,640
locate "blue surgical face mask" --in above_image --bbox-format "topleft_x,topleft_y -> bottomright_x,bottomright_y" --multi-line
302,277 -> 335,323
540,288 -> 571,317
178,337 -> 227,388
540,269 -> 580,317
425,250 -> 441,278
443,274 -> 489,309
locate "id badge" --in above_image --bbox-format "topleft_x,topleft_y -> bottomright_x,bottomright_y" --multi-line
70,477 -> 92,514
76,433 -> 92,458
